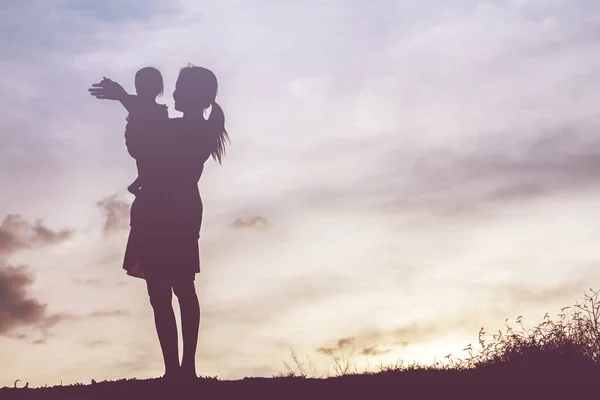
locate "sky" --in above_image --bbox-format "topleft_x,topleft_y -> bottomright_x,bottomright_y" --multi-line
2,0 -> 600,387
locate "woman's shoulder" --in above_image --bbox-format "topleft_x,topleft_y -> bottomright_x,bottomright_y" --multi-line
167,117 -> 189,130
168,118 -> 211,134
170,119 -> 215,152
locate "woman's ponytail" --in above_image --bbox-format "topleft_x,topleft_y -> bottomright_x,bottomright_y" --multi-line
178,64 -> 229,163
208,101 -> 229,164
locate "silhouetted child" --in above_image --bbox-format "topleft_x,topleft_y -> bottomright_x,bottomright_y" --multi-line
102,67 -> 168,195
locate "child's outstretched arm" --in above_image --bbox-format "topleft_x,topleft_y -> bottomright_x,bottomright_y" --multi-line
88,77 -> 136,112
119,94 -> 138,114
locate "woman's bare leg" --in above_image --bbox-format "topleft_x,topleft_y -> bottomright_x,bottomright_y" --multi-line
173,278 -> 200,378
146,279 -> 180,377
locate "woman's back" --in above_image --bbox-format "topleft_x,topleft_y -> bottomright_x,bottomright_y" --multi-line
125,117 -> 214,225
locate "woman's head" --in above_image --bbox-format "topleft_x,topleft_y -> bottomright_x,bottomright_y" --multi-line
174,64 -> 229,163
173,65 -> 218,113
135,67 -> 163,99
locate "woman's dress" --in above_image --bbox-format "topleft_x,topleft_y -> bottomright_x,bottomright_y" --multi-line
122,117 -> 213,281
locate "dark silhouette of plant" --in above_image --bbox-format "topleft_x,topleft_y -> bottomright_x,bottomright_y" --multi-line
447,288 -> 600,375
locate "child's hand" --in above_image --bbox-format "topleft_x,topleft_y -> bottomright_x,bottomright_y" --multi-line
88,77 -> 127,101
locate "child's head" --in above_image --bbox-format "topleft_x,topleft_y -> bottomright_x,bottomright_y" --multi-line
135,67 -> 163,99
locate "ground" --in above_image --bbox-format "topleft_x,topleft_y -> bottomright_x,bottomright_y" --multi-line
1,368 -> 597,400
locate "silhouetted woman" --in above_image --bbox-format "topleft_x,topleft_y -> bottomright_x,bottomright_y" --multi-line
89,65 -> 228,380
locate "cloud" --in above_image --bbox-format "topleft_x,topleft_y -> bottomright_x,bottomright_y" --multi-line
485,280 -> 588,306
410,128 -> 600,212
32,224 -> 74,246
360,345 -> 392,356
316,336 -> 391,358
88,309 -> 130,318
317,336 -> 356,355
230,216 -> 272,230
85,340 -> 111,348
96,195 -> 130,235
73,278 -> 103,286
38,313 -> 74,331
336,337 -> 354,348
316,320 -> 468,357
0,214 -> 74,256
106,343 -> 155,376
203,275 -> 348,327
0,265 -> 45,335
291,124 -> 600,221
0,265 -> 71,336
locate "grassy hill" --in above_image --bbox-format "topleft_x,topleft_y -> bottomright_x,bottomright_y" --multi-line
1,369 -> 598,400
3,288 -> 600,400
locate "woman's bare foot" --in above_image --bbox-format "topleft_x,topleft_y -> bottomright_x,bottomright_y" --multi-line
161,370 -> 179,382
